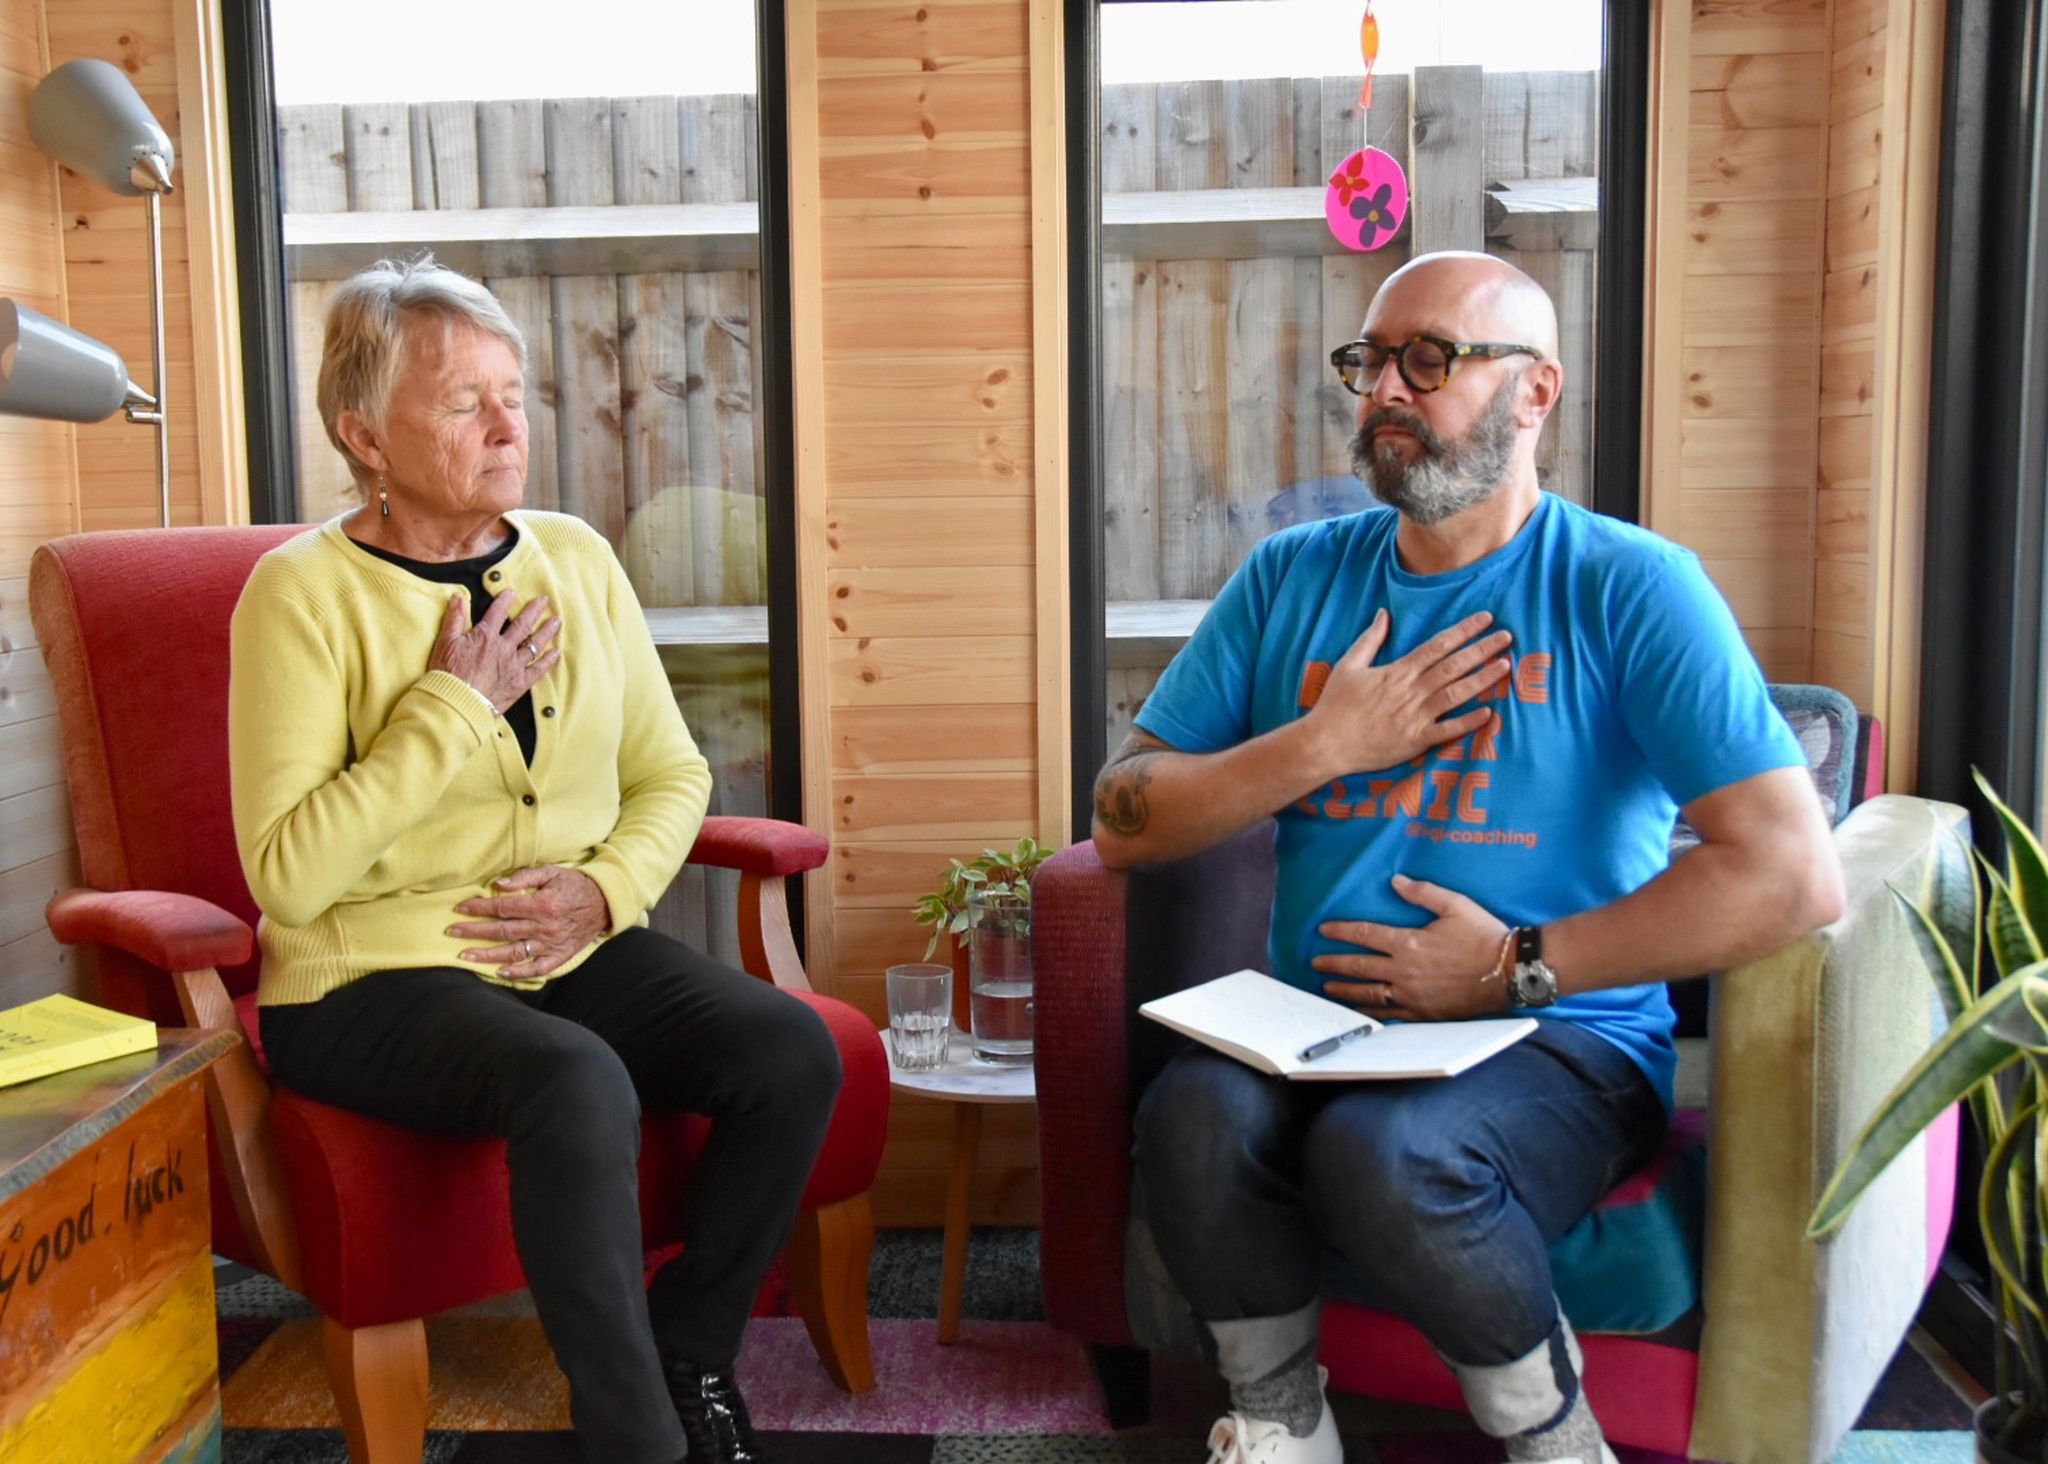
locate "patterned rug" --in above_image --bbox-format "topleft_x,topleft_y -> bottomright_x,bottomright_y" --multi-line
216,1229 -> 1978,1463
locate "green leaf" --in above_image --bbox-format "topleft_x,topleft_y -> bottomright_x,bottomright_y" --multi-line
1987,865 -> 2046,981
1810,964 -> 2048,1236
1978,769 -> 2048,952
1890,886 -> 1975,1029
1981,1098 -> 2048,1335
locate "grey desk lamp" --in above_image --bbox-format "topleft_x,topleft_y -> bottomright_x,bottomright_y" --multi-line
0,58 -> 175,526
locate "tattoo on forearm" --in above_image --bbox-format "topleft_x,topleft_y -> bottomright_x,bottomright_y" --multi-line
1094,751 -> 1161,837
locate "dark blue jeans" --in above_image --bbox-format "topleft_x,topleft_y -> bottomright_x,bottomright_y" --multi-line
1133,1017 -> 1665,1371
260,927 -> 843,1464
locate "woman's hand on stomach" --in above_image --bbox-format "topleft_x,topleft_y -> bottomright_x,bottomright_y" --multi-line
450,864 -> 611,979
431,590 -> 562,714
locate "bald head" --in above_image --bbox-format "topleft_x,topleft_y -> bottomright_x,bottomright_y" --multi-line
1366,251 -> 1558,359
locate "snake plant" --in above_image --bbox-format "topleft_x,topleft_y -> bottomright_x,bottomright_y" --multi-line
1810,772 -> 2048,1456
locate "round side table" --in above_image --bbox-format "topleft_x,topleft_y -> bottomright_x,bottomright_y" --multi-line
884,1027 -> 1035,1343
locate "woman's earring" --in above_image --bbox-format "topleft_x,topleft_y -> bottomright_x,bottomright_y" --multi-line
378,477 -> 390,518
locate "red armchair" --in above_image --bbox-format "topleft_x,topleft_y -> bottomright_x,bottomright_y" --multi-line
1035,689 -> 1966,1463
31,526 -> 888,1463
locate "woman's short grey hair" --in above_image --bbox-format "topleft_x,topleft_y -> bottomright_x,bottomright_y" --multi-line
316,255 -> 527,487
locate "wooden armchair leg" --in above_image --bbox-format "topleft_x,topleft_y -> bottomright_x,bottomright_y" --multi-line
787,1193 -> 878,1393
320,1315 -> 429,1464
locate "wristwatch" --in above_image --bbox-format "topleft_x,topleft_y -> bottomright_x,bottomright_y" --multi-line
1508,926 -> 1561,1009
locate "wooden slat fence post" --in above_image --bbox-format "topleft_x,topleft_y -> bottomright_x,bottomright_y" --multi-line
476,100 -> 562,513
1408,65 -> 1486,255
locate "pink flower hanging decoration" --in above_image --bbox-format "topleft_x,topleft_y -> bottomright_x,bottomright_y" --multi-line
1323,146 -> 1409,253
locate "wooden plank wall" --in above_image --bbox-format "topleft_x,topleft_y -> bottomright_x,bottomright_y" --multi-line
0,0 -> 82,1006
789,0 -> 1048,1224
1816,0 -> 1884,708
1817,0 -> 1942,787
44,0 -> 209,534
3,0 -> 244,1010
1649,0 -> 1833,681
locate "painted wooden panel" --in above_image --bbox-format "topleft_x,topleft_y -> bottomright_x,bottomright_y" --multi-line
0,1079 -> 218,1463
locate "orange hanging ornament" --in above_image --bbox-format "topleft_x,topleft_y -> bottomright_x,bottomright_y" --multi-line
1358,8 -> 1379,111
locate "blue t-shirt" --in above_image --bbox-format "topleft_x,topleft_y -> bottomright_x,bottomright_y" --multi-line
1134,494 -> 1804,1107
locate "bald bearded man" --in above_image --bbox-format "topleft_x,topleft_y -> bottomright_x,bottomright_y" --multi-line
1091,253 -> 1845,1464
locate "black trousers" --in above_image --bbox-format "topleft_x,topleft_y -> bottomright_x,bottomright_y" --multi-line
260,927 -> 843,1464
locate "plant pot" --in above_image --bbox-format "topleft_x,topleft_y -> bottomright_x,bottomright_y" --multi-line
1976,1394 -> 2046,1464
949,937 -> 972,1031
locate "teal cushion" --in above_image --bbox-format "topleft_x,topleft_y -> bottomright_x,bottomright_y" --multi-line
1549,1108 -> 1707,1335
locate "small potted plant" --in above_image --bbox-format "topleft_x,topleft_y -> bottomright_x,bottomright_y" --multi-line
1810,773 -> 2048,1463
911,837 -> 1050,1028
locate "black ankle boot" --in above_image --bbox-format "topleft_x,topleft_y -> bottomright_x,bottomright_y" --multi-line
664,1359 -> 766,1463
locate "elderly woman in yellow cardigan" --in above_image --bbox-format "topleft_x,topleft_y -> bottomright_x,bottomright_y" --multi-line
228,256 -> 829,1464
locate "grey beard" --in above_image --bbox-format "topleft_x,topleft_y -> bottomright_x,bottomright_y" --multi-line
1350,375 -> 1522,526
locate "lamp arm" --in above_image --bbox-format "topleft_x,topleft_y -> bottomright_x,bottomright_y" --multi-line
143,189 -> 169,527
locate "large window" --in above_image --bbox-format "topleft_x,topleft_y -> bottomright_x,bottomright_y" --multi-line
255,0 -> 780,965
1080,0 -> 1625,777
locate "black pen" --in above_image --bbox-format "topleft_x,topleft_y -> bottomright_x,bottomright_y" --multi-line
1298,1024 -> 1374,1063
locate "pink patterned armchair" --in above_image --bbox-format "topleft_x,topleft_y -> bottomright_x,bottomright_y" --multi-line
1035,689 -> 1965,1463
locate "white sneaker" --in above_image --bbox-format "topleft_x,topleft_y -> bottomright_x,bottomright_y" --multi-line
1204,1386 -> 1342,1463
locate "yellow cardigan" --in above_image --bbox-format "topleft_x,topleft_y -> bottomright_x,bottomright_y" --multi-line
228,511 -> 712,1006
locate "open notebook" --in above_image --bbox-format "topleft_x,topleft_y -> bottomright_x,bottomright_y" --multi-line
1138,969 -> 1535,1080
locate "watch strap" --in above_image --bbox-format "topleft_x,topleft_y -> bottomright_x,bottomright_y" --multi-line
1515,925 -> 1543,964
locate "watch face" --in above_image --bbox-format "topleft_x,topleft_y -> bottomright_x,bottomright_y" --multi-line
1512,962 -> 1558,1007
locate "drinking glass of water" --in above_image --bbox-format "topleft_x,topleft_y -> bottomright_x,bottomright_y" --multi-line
967,890 -> 1033,1065
886,963 -> 952,1073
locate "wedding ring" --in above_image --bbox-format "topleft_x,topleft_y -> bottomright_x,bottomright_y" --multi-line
523,940 -> 534,959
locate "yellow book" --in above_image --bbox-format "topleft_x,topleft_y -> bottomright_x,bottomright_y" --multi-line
0,994 -> 158,1089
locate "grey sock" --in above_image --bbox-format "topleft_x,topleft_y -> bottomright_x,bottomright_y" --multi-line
1227,1341 -> 1325,1438
1504,1384 -> 1604,1462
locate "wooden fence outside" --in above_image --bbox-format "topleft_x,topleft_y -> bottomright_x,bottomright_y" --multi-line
1092,69 -> 1598,753
274,67 -> 1601,857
